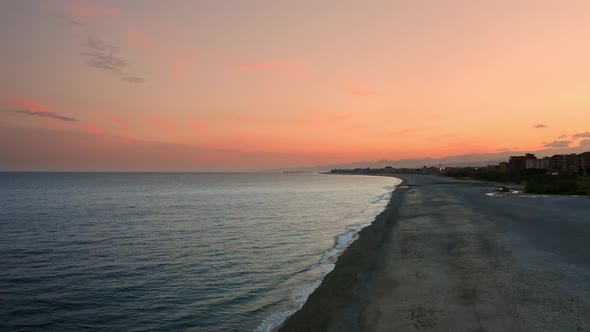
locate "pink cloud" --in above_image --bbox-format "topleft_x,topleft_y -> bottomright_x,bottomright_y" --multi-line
84,122 -> 103,134
23,101 -> 49,113
193,121 -> 206,131
68,4 -> 121,20
111,117 -> 130,130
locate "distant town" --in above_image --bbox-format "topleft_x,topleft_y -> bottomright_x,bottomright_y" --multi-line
331,151 -> 590,176
331,151 -> 590,196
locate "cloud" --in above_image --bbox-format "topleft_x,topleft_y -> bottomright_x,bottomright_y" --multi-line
543,140 -> 571,148
497,147 -> 519,151
572,131 -> 590,139
84,122 -> 103,134
111,118 -> 130,130
82,36 -> 145,83
558,134 -> 568,139
533,124 -> 547,128
85,36 -> 119,53
68,5 -> 121,21
193,121 -> 206,131
579,139 -> 590,147
1,109 -> 77,122
55,13 -> 84,26
83,36 -> 126,73
122,76 -> 145,83
84,50 -> 127,73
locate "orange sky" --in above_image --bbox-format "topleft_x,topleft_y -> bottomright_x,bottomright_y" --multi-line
1,0 -> 590,171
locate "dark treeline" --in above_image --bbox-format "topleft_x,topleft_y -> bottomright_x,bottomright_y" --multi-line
445,168 -> 590,196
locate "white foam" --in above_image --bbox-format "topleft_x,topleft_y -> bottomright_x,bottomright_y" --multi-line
255,277 -> 326,332
255,182 -> 399,332
255,309 -> 297,332
486,192 -> 549,198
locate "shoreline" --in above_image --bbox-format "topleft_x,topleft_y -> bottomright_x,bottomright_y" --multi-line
277,175 -> 408,331
278,174 -> 590,331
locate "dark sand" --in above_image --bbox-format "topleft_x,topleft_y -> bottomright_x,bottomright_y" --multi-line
279,174 -> 590,331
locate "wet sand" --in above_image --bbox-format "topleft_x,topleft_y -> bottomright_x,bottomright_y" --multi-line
279,175 -> 590,331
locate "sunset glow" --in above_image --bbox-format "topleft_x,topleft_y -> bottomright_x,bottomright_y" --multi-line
2,0 -> 590,171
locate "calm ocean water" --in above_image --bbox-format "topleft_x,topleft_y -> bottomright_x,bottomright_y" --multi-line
0,172 -> 400,331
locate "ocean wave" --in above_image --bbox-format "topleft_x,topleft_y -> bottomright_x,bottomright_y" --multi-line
256,184 -> 397,332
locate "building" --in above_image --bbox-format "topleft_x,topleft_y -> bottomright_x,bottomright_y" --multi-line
498,162 -> 508,173
537,157 -> 550,170
577,152 -> 590,175
549,154 -> 578,174
508,153 -> 536,172
525,158 -> 535,169
495,151 -> 588,176
526,157 -> 550,170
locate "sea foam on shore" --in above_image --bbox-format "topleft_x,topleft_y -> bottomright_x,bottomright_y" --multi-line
260,178 -> 401,331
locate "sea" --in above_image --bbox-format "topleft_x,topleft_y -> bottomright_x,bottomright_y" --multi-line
0,172 -> 400,331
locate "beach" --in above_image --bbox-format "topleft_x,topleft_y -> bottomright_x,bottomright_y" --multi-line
279,174 -> 590,331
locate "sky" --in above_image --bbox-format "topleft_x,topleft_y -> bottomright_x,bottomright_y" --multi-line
1,0 -> 590,171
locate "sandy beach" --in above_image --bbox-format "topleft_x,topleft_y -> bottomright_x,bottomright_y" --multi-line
279,174 -> 590,331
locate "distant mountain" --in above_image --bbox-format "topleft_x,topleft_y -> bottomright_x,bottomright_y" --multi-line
265,145 -> 590,173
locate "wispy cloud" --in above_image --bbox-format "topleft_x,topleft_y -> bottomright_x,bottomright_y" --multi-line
193,121 -> 206,131
579,139 -> 590,147
84,122 -> 103,134
122,76 -> 145,83
573,131 -> 590,139
85,36 -> 119,53
83,36 -> 126,73
84,51 -> 127,73
1,109 -> 77,122
111,118 -> 130,130
533,124 -> 547,128
543,140 -> 571,148
68,4 -> 121,21
58,4 -> 121,27
55,13 -> 84,26
497,147 -> 519,152
82,36 -> 145,83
